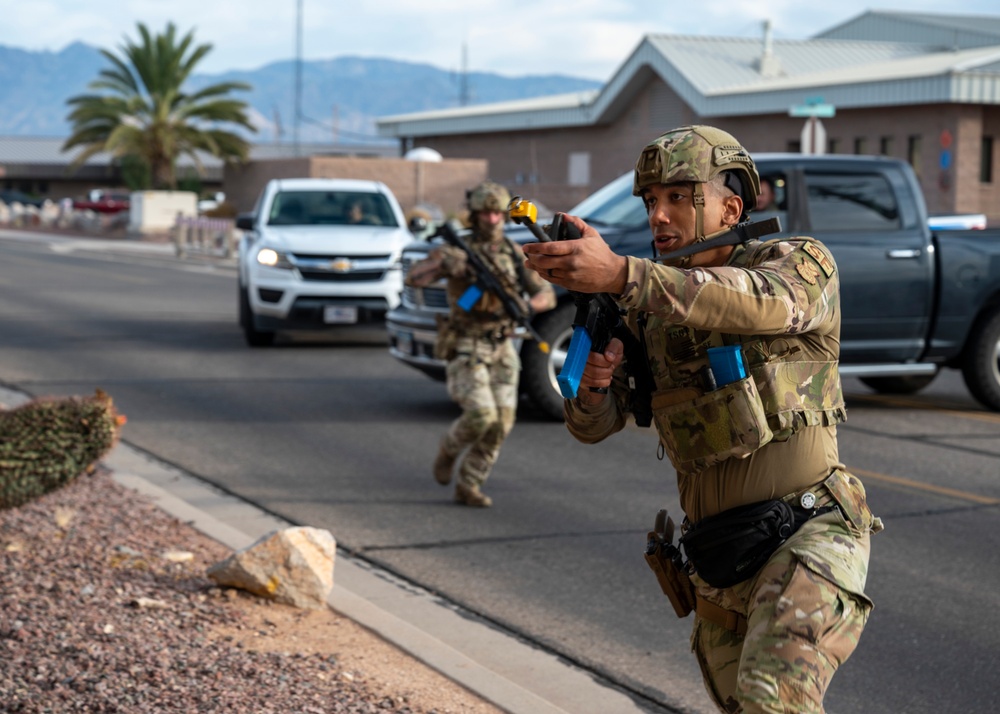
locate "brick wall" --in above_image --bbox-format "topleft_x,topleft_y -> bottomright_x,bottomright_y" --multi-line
223,156 -> 488,217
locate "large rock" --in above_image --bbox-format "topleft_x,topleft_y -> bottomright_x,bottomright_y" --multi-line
207,527 -> 336,610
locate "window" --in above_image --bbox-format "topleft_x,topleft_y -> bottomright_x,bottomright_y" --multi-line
908,135 -> 922,178
569,172 -> 647,229
567,152 -> 591,187
787,139 -> 801,153
755,173 -> 789,228
828,138 -> 841,154
266,190 -> 399,227
879,136 -> 894,156
854,137 -> 868,155
805,173 -> 902,232
981,136 -> 994,183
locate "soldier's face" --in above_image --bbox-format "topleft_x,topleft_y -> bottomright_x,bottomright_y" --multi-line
642,182 -> 737,267
475,209 -> 505,232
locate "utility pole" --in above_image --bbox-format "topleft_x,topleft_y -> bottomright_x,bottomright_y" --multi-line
459,42 -> 469,107
293,0 -> 303,156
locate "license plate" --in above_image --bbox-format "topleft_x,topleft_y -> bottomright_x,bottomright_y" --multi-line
323,306 -> 358,324
396,331 -> 413,355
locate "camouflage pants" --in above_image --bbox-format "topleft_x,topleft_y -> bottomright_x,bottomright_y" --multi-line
690,495 -> 875,713
440,338 -> 519,489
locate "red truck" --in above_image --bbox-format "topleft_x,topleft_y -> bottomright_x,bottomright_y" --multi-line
72,189 -> 130,214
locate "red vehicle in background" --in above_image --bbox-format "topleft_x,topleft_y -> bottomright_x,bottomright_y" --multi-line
72,189 -> 131,214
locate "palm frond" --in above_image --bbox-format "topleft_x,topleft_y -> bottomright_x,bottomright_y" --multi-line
64,20 -> 256,190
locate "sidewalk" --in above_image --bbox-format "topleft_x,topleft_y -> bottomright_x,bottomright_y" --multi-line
0,384 -> 652,714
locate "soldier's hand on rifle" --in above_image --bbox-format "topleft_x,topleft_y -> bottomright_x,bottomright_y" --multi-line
522,214 -> 629,295
433,245 -> 470,278
578,337 -> 624,406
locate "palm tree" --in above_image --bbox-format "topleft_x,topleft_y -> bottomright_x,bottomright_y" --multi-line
64,22 -> 256,190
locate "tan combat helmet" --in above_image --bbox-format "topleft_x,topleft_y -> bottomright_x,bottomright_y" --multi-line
466,181 -> 512,213
633,125 -> 761,258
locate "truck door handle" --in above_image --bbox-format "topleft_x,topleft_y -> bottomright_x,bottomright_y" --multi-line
887,249 -> 921,259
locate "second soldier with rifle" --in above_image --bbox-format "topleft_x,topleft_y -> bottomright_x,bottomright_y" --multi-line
405,181 -> 555,507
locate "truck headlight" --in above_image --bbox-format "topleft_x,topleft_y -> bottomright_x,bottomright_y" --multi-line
256,247 -> 293,269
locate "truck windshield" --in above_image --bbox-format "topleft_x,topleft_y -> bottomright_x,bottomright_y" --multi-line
570,172 -> 648,229
267,191 -> 399,227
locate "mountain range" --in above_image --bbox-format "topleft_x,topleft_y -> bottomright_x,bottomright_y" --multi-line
0,42 -> 602,143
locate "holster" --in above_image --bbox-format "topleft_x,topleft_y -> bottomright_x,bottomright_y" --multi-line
643,509 -> 696,618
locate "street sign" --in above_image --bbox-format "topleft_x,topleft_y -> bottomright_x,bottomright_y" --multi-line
789,103 -> 836,118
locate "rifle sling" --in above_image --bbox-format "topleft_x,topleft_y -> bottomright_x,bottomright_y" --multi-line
655,217 -> 781,264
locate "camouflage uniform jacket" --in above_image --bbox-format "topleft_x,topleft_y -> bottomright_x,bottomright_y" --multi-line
407,228 -> 553,360
565,236 -> 848,521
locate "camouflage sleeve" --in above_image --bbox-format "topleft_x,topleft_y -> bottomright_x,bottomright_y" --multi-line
404,246 -> 470,287
434,245 -> 469,278
616,239 -> 840,336
564,392 -> 628,444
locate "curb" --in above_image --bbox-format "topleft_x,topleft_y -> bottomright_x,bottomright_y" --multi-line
0,385 -> 651,714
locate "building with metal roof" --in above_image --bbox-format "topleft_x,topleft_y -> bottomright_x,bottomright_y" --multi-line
376,10 -> 1000,221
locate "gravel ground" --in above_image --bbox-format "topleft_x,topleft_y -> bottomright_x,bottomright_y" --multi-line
0,467 -> 504,714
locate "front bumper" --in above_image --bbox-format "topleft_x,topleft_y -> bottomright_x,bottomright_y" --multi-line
386,305 -> 446,380
247,264 -> 403,330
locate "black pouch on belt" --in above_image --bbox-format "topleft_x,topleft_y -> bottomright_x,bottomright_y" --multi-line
679,499 -> 796,589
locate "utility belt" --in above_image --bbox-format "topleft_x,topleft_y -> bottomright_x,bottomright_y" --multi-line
643,473 -> 859,634
436,317 -> 511,360
679,492 -> 835,590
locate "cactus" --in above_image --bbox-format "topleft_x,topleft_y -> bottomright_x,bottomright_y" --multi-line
0,389 -> 125,509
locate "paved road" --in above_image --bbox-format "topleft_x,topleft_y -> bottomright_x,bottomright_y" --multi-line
2,229 -> 998,714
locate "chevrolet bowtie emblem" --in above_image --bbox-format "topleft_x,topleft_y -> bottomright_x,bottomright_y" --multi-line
329,258 -> 353,272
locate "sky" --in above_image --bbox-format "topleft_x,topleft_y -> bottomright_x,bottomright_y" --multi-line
5,1 -> 1000,80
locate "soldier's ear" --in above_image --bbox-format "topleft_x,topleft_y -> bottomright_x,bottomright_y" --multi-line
722,193 -> 744,226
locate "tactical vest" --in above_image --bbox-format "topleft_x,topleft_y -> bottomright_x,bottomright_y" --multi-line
442,233 -> 526,338
640,239 -> 847,475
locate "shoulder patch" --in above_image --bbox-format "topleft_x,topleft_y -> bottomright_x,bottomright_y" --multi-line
796,260 -> 820,285
802,243 -> 835,277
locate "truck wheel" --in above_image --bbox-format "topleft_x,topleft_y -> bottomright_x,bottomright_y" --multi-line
520,302 -> 576,421
859,373 -> 938,395
239,285 -> 276,347
961,309 -> 1000,411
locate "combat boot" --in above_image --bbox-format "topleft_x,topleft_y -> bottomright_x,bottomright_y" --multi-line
454,483 -> 492,508
433,447 -> 455,486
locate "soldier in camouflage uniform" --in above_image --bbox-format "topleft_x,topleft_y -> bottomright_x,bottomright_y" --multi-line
522,126 -> 882,712
406,181 -> 555,507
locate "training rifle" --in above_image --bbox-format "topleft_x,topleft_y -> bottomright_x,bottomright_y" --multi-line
507,198 -> 653,427
433,220 -> 550,353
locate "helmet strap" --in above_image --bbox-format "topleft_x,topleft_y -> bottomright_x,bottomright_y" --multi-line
693,183 -> 706,244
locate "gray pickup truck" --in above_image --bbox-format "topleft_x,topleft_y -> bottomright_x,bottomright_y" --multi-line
387,154 -> 1000,420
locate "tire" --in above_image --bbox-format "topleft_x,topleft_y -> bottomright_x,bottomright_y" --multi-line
239,285 -> 276,347
520,302 -> 576,421
961,308 -> 1000,411
858,373 -> 938,395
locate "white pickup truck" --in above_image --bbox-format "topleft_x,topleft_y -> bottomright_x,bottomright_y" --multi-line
236,178 -> 415,346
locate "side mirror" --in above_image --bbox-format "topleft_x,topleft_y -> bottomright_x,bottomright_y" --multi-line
408,215 -> 428,235
235,213 -> 255,231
